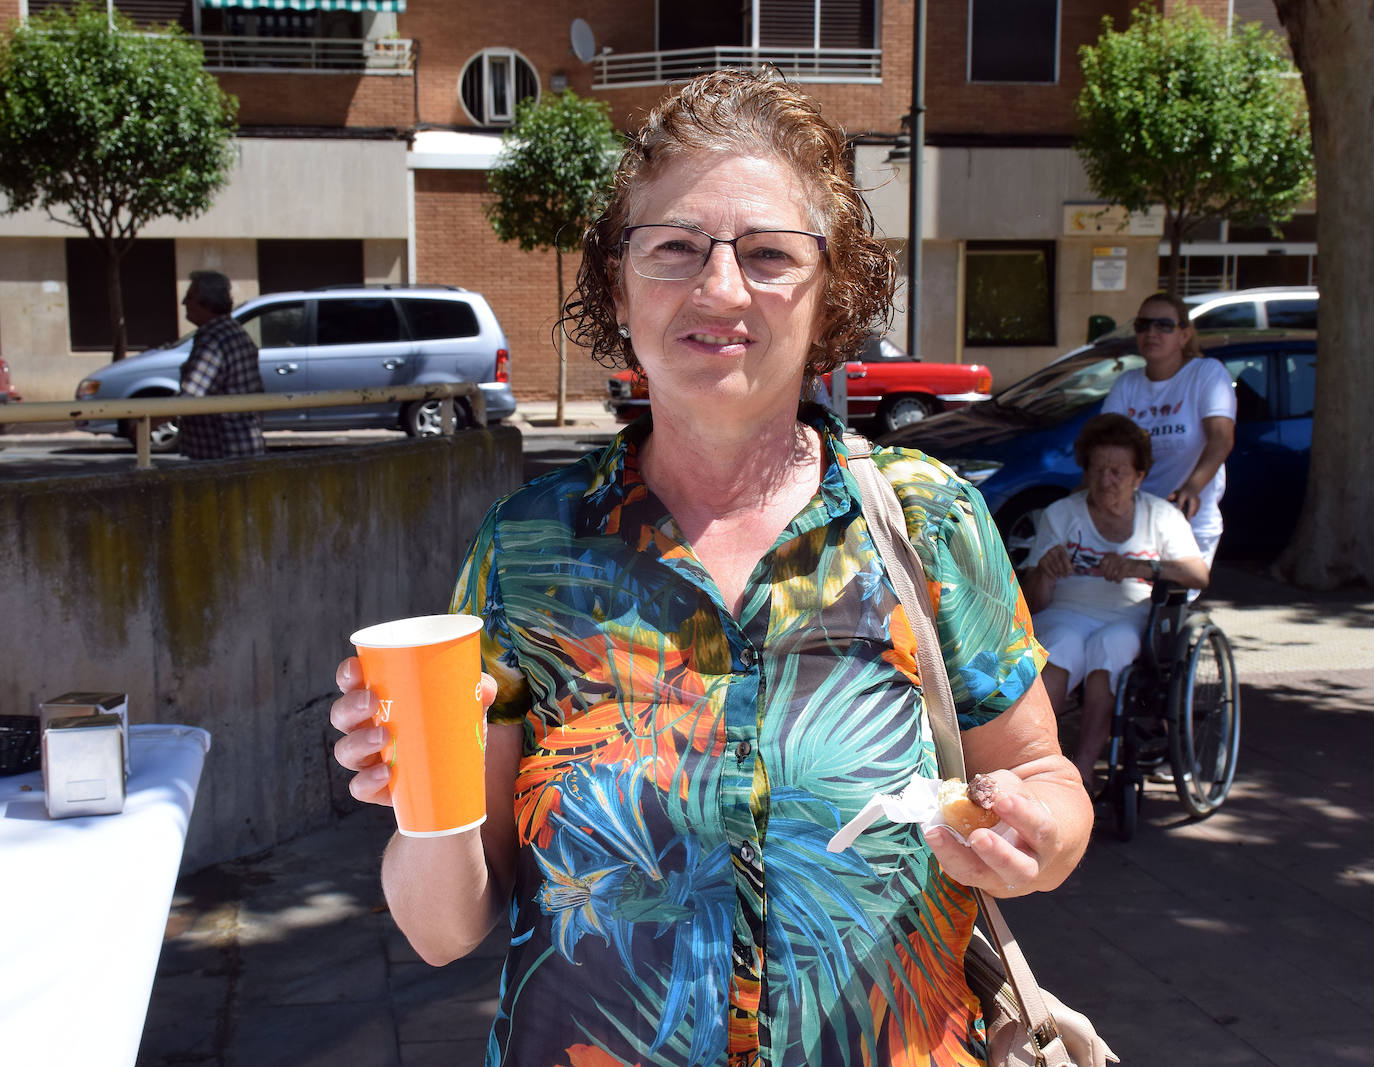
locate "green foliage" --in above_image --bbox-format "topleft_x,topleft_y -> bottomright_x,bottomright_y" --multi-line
1076,3 -> 1313,241
486,91 -> 620,254
0,2 -> 238,243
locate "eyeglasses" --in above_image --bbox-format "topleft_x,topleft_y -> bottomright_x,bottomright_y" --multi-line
1133,316 -> 1180,334
621,224 -> 827,285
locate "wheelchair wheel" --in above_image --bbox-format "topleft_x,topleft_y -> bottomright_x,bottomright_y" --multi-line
1169,623 -> 1241,817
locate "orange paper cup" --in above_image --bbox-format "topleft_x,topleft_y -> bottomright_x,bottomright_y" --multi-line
350,614 -> 486,837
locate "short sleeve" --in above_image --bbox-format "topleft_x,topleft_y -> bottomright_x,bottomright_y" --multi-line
180,337 -> 222,397
1152,496 -> 1204,561
1100,374 -> 1128,415
1197,358 -> 1238,421
450,503 -> 533,726
878,451 -> 1047,730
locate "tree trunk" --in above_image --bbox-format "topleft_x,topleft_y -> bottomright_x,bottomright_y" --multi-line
555,247 -> 567,428
1272,0 -> 1374,588
1165,214 -> 1183,299
104,239 -> 129,362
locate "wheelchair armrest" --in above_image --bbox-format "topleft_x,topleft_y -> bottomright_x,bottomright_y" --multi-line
1150,579 -> 1191,607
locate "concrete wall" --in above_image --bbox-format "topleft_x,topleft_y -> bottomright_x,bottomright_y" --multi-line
0,429 -> 523,870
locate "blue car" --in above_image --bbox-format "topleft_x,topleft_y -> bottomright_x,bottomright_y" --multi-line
879,329 -> 1317,563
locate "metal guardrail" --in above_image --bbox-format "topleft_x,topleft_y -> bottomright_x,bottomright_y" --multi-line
592,46 -> 882,88
0,382 -> 484,470
198,34 -> 414,73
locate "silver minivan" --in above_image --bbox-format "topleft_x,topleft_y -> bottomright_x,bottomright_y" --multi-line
75,285 -> 517,450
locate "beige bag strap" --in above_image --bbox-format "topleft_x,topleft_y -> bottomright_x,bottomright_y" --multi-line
845,434 -> 1072,1067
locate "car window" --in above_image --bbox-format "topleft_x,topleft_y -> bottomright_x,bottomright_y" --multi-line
995,349 -> 1144,420
1193,303 -> 1257,330
1220,355 -> 1271,423
316,298 -> 403,346
238,301 -> 307,349
1265,299 -> 1317,330
1282,351 -> 1317,418
401,299 -> 480,341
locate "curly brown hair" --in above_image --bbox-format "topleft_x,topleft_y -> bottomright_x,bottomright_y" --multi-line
560,69 -> 897,382
1074,412 -> 1153,474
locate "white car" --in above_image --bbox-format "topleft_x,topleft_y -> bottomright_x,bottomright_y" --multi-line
1185,286 -> 1317,330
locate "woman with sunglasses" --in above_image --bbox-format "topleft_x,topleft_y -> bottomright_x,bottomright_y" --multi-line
1101,292 -> 1237,564
331,69 -> 1091,1066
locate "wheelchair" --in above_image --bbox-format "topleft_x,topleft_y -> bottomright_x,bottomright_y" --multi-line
1102,581 -> 1242,841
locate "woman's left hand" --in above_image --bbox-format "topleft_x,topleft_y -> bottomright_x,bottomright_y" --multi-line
923,770 -> 1063,897
1097,551 -> 1140,583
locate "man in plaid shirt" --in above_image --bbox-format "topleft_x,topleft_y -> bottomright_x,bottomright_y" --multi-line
179,271 -> 266,459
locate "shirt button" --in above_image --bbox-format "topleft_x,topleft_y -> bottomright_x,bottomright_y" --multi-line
739,647 -> 756,668
735,740 -> 752,759
739,843 -> 755,863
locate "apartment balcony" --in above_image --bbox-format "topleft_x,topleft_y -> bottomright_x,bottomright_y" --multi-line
592,46 -> 881,89
198,34 -> 413,74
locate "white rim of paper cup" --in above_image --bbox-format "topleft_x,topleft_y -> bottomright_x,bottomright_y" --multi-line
396,813 -> 486,838
350,613 -> 483,649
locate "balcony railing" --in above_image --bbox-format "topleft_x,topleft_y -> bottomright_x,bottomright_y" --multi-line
592,46 -> 881,88
198,34 -> 414,74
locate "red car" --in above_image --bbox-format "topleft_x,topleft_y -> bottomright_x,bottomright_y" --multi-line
0,354 -> 21,405
604,336 -> 992,432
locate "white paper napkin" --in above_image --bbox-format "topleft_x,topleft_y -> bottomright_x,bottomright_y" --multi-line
826,772 -> 1010,853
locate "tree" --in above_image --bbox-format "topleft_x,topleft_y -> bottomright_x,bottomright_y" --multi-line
487,91 -> 619,425
0,3 -> 237,360
1075,3 -> 1313,297
1268,1 -> 1374,589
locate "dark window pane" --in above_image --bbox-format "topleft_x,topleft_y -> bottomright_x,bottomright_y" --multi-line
1283,353 -> 1316,419
659,0 -> 744,49
1193,303 -> 1257,330
240,302 -> 307,349
760,0 -> 814,47
65,238 -> 178,351
258,239 -> 363,294
1222,356 -> 1271,423
970,0 -> 1058,83
316,298 -> 402,346
820,0 -> 876,49
402,299 -> 480,341
964,242 -> 1056,346
1265,300 -> 1317,330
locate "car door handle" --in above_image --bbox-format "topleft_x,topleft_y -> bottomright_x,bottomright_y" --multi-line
846,369 -> 867,379
275,363 -> 299,375
383,358 -> 405,370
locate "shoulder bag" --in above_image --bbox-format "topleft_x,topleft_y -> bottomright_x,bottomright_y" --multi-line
846,436 -> 1118,1067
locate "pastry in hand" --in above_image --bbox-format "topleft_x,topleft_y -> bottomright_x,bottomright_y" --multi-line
937,773 -> 1001,836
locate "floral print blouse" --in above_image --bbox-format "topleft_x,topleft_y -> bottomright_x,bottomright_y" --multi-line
452,408 -> 1045,1067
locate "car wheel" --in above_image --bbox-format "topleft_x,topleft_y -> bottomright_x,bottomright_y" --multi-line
119,414 -> 179,453
997,491 -> 1068,570
880,395 -> 934,434
402,398 -> 470,437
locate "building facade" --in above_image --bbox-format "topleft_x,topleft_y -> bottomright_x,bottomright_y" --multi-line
0,0 -> 1313,404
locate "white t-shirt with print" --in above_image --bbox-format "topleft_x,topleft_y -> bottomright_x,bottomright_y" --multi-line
1101,356 -> 1236,546
1025,490 -> 1202,619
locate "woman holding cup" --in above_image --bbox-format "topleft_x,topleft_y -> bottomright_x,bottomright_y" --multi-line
332,70 -> 1091,1066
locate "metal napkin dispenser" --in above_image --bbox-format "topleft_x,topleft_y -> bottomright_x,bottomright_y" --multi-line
40,691 -> 129,777
42,714 -> 127,818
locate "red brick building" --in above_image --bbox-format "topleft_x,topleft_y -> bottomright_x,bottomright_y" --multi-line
0,0 -> 1313,403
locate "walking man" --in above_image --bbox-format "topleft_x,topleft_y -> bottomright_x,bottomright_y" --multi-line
179,270 -> 265,459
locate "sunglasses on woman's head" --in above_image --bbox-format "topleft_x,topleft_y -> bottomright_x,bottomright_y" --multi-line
1133,316 -> 1180,334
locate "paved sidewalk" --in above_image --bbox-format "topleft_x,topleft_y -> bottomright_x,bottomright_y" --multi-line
135,561 -> 1374,1067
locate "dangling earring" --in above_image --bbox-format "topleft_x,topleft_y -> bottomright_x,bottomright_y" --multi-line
617,324 -> 630,339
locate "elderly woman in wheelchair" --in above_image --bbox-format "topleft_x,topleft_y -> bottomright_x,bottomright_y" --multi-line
1021,414 -> 1209,793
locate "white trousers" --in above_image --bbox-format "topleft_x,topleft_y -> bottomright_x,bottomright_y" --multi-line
1033,604 -> 1148,693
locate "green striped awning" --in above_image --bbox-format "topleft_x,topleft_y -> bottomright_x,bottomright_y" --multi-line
200,1 -> 406,10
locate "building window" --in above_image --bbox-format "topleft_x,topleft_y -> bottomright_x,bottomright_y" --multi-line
659,0 -> 877,51
258,240 -> 363,295
459,49 -> 539,127
65,238 -> 178,352
964,241 -> 1056,347
968,0 -> 1059,83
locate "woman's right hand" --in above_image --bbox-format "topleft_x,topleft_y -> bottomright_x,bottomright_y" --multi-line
1035,543 -> 1073,581
330,656 -> 394,807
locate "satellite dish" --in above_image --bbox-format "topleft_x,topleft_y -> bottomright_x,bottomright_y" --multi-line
570,18 -> 597,63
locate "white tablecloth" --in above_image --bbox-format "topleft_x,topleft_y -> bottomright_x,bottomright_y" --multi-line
0,724 -> 211,1067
